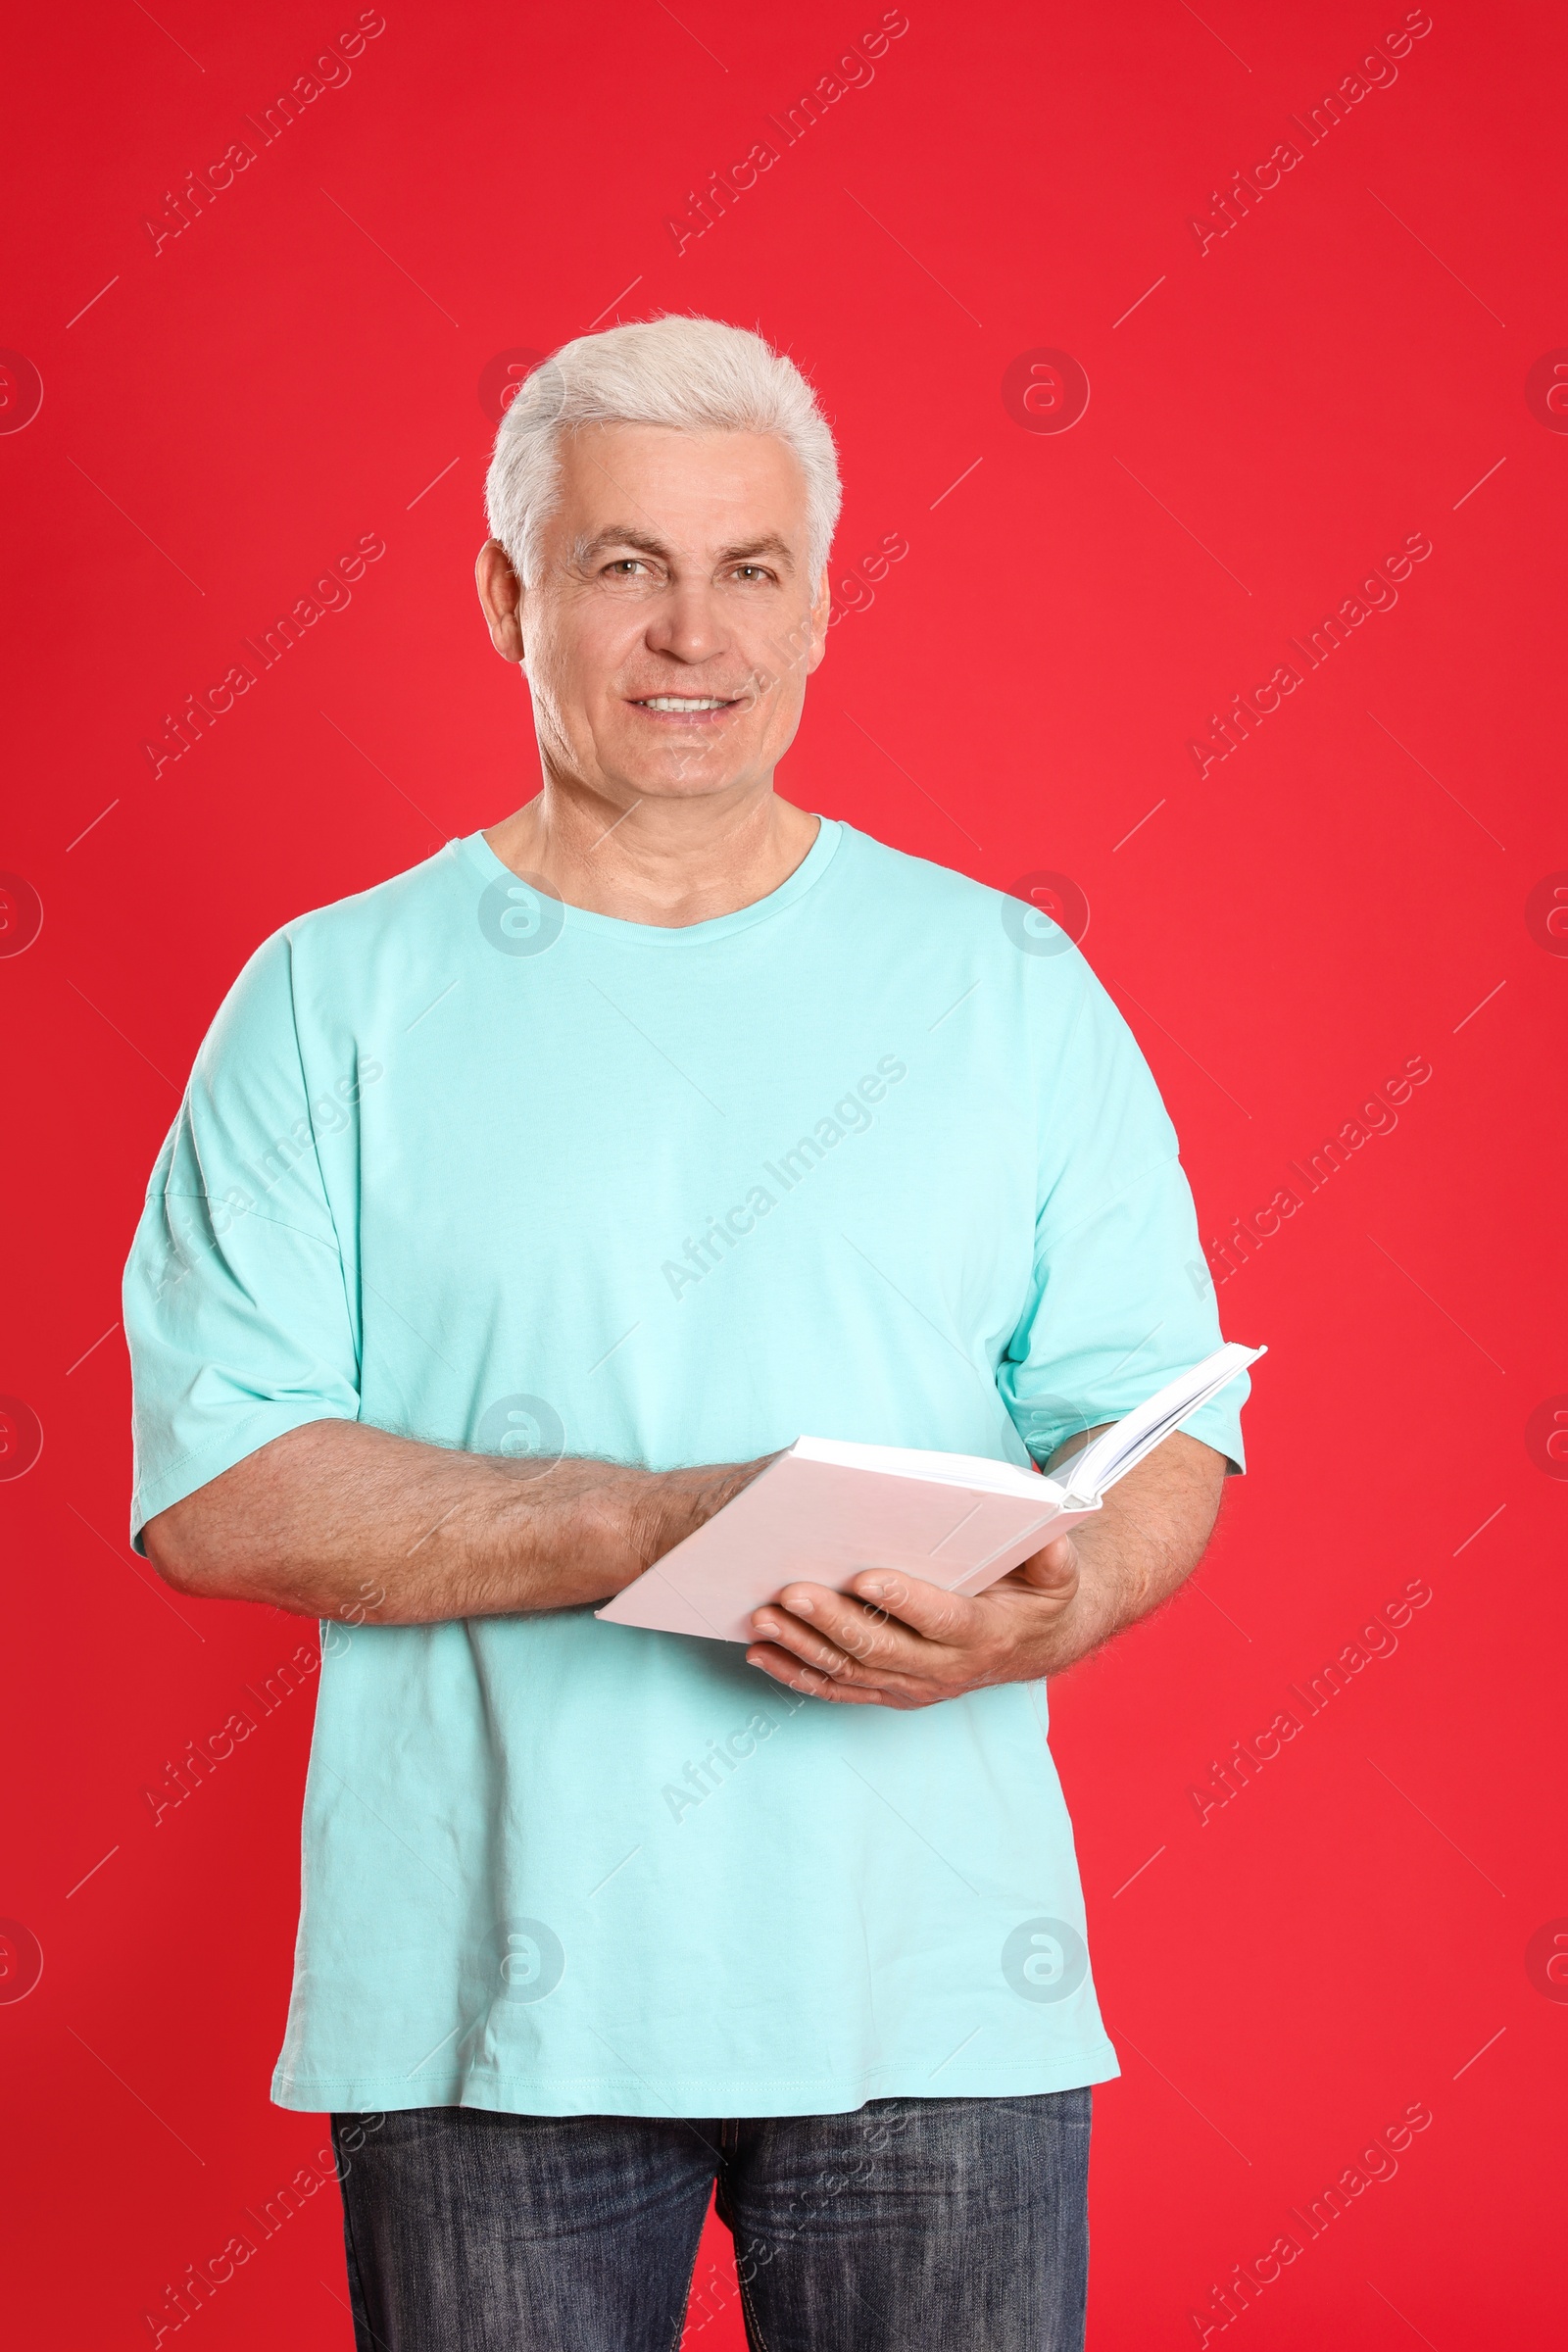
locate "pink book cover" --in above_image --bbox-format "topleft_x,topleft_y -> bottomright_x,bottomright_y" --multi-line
594,1446 -> 1096,1644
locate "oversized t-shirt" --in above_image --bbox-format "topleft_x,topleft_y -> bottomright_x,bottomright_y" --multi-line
122,816 -> 1249,2119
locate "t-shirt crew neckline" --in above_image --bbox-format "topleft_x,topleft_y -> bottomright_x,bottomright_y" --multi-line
460,814 -> 843,949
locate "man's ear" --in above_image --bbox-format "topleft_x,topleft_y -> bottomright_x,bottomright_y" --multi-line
475,539 -> 526,662
804,566 -> 832,673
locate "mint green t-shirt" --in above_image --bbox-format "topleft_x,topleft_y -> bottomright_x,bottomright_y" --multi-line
122,817 -> 1248,2119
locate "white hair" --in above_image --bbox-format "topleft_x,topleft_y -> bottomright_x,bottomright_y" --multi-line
483,315 -> 842,588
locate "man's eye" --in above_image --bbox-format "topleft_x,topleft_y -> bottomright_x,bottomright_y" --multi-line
606,559 -> 647,576
733,565 -> 771,583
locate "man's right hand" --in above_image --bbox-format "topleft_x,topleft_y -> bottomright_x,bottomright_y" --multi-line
142,1419 -> 779,1628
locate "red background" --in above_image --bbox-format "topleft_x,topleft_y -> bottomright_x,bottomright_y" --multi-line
3,0 -> 1565,2343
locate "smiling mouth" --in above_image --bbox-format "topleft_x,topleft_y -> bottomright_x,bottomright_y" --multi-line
628,695 -> 742,716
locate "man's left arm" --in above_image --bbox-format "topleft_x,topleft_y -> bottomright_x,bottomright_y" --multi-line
746,1429 -> 1226,1707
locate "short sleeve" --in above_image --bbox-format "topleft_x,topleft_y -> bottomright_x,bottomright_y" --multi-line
122,930 -> 362,1550
997,958 -> 1250,1475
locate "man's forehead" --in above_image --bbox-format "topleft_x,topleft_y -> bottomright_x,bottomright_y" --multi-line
553,423 -> 808,557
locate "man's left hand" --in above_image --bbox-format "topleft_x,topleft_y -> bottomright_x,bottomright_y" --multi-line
746,1537 -> 1088,1708
744,1429 -> 1228,1706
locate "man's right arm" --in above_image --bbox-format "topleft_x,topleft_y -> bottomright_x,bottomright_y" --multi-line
141,1419 -> 772,1624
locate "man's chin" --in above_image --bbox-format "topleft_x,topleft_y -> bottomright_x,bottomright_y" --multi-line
601,740 -> 767,803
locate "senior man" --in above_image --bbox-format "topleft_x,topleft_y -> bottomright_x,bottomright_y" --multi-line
124,315 -> 1250,2352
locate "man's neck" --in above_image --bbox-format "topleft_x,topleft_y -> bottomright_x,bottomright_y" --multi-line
484,778 -> 820,929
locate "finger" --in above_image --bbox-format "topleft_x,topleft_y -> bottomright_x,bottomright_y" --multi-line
767,1585 -> 937,1672
744,1642 -> 885,1704
839,1569 -> 981,1646
1010,1535 -> 1079,1594
750,1604 -> 893,1684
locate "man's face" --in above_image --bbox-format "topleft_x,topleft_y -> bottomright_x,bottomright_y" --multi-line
482,423 -> 829,807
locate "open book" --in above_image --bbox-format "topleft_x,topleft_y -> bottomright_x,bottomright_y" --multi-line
596,1342 -> 1264,1644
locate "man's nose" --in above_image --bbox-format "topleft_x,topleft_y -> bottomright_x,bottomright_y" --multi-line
646,577 -> 727,664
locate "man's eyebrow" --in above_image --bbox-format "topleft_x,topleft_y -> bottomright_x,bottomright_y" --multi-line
717,534 -> 796,569
571,526 -> 673,565
570,527 -> 798,571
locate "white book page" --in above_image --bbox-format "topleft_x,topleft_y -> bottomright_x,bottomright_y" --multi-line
790,1433 -> 1054,1500
1056,1342 -> 1264,1501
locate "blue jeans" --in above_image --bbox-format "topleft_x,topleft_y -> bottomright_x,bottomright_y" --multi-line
332,2089 -> 1091,2351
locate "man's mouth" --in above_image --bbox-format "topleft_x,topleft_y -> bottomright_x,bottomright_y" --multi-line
628,695 -> 740,714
